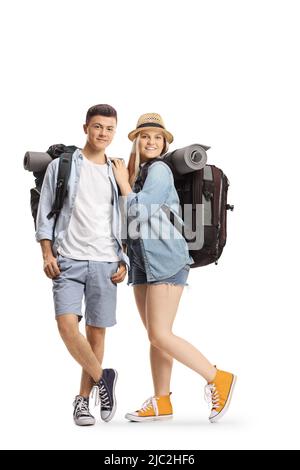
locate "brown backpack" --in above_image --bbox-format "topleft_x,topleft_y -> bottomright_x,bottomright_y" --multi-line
173,165 -> 234,267
135,159 -> 234,267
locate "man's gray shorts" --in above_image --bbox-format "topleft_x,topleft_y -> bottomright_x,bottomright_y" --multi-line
52,253 -> 119,328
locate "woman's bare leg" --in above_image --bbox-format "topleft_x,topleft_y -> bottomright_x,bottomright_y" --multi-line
134,285 -> 174,395
146,284 -> 216,383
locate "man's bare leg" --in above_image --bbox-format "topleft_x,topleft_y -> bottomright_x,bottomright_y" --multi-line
80,326 -> 106,397
56,314 -> 102,382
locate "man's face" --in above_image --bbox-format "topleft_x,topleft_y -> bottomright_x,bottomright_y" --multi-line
83,115 -> 117,151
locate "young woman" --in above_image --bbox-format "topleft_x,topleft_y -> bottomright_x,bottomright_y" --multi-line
112,113 -> 236,423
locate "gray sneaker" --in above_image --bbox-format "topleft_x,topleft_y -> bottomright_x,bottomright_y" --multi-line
73,395 -> 95,426
94,368 -> 118,422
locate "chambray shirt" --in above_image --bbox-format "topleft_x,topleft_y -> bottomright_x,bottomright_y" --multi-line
126,161 -> 193,282
36,149 -> 129,267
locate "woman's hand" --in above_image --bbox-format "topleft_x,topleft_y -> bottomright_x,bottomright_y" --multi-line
112,159 -> 129,186
112,159 -> 132,195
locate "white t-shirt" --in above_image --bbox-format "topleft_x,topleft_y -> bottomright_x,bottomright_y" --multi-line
58,155 -> 120,262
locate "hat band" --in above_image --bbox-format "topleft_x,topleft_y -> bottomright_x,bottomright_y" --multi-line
136,123 -> 165,130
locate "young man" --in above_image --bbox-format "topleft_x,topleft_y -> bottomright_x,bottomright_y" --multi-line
36,104 -> 129,426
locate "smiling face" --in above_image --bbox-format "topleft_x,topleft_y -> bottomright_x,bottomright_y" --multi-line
138,129 -> 165,161
83,115 -> 117,151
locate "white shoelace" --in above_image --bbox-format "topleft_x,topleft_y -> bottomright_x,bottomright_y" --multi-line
204,383 -> 220,410
139,397 -> 158,416
73,397 -> 90,417
91,384 -> 110,409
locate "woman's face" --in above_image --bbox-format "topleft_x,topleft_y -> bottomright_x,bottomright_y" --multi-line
138,129 -> 165,161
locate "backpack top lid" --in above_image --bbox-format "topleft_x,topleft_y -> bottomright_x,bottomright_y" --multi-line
46,144 -> 78,160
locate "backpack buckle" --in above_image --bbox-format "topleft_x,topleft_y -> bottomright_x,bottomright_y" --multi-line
203,190 -> 213,201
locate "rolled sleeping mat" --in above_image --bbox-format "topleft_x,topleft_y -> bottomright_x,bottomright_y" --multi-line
164,144 -> 210,175
23,151 -> 53,172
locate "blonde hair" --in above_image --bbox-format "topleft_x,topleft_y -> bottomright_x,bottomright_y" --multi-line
127,132 -> 169,187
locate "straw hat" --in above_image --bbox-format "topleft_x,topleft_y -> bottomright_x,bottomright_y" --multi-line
128,113 -> 174,143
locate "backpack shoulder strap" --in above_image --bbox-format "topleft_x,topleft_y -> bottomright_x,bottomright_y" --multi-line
140,157 -> 172,184
47,152 -> 73,220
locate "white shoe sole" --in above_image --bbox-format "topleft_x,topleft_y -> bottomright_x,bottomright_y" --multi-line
74,417 -> 95,426
209,374 -> 237,423
102,369 -> 118,423
125,413 -> 173,422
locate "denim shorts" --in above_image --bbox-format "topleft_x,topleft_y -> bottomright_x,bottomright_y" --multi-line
130,241 -> 190,286
52,253 -> 119,327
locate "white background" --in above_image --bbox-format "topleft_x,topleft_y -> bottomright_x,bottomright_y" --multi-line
0,0 -> 299,450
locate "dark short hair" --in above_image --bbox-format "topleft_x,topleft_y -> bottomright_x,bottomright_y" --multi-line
86,104 -> 117,125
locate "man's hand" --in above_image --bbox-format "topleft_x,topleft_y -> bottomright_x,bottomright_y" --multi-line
43,254 -> 61,279
111,262 -> 127,284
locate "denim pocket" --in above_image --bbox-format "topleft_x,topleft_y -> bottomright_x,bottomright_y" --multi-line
56,253 -> 63,266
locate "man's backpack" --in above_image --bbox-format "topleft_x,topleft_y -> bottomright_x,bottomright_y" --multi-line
133,157 -> 234,267
24,144 -> 77,229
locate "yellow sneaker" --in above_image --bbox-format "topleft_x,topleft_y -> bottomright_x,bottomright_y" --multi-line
204,368 -> 237,423
125,394 -> 173,422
